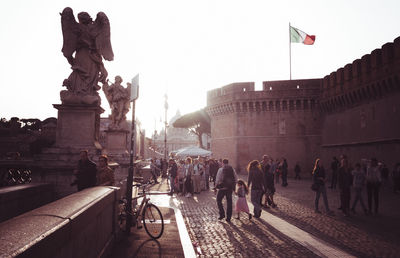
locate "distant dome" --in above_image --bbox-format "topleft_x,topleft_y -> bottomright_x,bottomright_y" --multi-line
169,110 -> 181,125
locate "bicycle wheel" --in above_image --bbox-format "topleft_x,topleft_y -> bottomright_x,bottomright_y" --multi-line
142,204 -> 164,239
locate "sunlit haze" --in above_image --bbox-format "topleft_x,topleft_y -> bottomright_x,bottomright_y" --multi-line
1,0 -> 399,136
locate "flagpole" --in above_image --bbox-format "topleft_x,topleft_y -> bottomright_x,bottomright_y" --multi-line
289,22 -> 292,80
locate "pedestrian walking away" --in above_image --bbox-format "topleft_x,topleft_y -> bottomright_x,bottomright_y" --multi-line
215,158 -> 237,222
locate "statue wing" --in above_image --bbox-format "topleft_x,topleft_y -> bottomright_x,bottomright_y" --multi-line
60,7 -> 79,60
94,12 -> 114,61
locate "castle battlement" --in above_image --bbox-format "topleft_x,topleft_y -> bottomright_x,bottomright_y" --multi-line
207,79 -> 321,116
320,36 -> 400,113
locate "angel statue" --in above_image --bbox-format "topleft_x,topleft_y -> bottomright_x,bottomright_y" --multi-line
103,76 -> 131,129
60,7 -> 114,105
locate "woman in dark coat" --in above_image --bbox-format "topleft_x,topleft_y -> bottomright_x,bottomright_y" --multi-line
312,158 -> 334,215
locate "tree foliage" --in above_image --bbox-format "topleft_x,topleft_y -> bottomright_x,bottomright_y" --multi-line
172,109 -> 210,148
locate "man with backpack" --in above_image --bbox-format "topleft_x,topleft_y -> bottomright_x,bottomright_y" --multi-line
215,159 -> 237,222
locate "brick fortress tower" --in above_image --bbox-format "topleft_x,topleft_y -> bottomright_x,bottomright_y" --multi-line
206,36 -> 400,175
206,80 -> 322,174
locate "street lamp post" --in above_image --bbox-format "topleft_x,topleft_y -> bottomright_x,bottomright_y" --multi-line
164,94 -> 168,162
125,74 -> 139,234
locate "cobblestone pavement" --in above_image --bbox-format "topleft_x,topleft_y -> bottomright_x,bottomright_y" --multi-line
177,193 -> 319,257
165,174 -> 400,258
267,176 -> 400,258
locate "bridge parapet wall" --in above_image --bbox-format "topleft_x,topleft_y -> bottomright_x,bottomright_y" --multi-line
0,186 -> 120,258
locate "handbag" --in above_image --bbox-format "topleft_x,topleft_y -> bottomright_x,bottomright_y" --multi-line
311,183 -> 320,191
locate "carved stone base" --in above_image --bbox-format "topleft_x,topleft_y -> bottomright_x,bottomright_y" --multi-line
60,90 -> 101,106
103,129 -> 130,165
53,104 -> 104,149
104,130 -> 129,154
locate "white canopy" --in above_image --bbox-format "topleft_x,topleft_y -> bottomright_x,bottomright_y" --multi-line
174,146 -> 212,158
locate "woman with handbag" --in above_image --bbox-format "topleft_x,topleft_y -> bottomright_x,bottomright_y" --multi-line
312,158 -> 334,215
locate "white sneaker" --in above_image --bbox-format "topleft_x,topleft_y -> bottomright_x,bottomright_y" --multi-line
185,193 -> 192,198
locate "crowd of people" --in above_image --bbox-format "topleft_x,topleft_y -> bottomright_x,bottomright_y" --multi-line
312,155 -> 400,217
73,150 -> 400,221
150,157 -> 222,197
147,154 -> 290,222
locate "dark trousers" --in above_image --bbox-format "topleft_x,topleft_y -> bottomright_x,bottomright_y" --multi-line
352,187 -> 367,211
367,182 -> 380,213
205,174 -> 210,189
315,185 -> 330,212
169,176 -> 176,193
184,177 -> 193,194
294,172 -> 301,180
330,170 -> 337,188
340,188 -> 351,215
282,171 -> 288,186
217,189 -> 233,220
251,189 -> 263,217
151,170 -> 158,183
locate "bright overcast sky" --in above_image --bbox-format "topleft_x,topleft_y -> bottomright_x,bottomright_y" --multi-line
1,0 -> 399,136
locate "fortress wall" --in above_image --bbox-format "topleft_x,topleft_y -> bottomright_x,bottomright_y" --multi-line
320,36 -> 400,168
234,110 -> 321,175
207,79 -> 322,175
210,112 -> 238,167
321,91 -> 400,169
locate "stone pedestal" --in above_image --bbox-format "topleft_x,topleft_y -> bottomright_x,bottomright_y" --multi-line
34,104 -> 105,198
104,129 -> 130,164
105,129 -> 129,154
53,104 -> 104,149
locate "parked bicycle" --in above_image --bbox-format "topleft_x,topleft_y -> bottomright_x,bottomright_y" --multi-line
118,181 -> 165,239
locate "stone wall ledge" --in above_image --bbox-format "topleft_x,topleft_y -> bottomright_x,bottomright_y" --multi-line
0,186 -> 120,258
0,183 -> 54,223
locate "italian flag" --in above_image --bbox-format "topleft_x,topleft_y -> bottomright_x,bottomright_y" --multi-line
290,26 -> 315,45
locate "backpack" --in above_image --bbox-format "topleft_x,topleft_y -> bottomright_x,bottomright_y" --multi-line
222,166 -> 235,190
